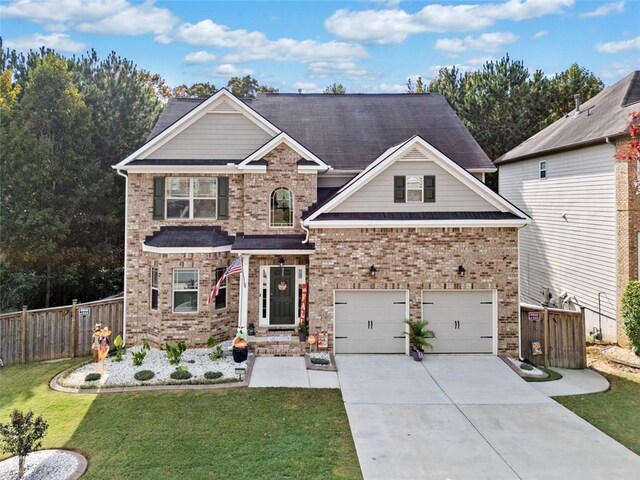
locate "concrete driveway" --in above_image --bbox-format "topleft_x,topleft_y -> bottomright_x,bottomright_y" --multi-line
337,355 -> 640,480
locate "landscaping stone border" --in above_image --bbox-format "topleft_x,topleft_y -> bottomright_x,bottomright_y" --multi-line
0,450 -> 87,480
50,354 -> 255,394
305,353 -> 337,372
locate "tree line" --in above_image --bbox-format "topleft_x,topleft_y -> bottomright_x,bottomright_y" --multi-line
0,43 -> 604,311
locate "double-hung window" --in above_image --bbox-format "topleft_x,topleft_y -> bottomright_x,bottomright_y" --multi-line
173,269 -> 198,313
394,175 -> 436,203
214,267 -> 227,310
150,267 -> 159,310
406,176 -> 424,202
539,161 -> 547,180
166,178 -> 217,219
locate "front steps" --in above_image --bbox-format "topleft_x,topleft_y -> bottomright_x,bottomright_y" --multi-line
248,334 -> 307,356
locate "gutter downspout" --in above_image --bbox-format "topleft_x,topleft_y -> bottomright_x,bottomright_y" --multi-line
116,169 -> 129,345
300,220 -> 310,244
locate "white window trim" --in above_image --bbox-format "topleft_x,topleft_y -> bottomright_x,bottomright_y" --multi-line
269,187 -> 295,228
539,160 -> 547,180
166,178 -> 218,220
405,175 -> 424,203
214,267 -> 228,310
172,268 -> 199,314
150,267 -> 159,311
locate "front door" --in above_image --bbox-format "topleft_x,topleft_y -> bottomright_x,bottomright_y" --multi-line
270,267 -> 296,325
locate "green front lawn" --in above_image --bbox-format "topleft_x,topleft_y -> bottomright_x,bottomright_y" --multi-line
555,373 -> 640,455
0,359 -> 361,479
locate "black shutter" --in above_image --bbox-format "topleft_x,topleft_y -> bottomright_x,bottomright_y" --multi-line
424,175 -> 435,203
394,176 -> 406,203
153,176 -> 165,219
218,176 -> 229,219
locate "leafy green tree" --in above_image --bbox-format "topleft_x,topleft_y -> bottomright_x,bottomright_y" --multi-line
227,75 -> 277,98
0,410 -> 48,479
1,54 -> 102,306
324,82 -> 346,94
406,76 -> 426,94
173,82 -> 217,98
549,63 -> 604,121
257,84 -> 279,94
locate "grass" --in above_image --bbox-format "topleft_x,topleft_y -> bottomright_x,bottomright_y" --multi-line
523,367 -> 562,382
0,359 -> 361,479
555,372 -> 640,455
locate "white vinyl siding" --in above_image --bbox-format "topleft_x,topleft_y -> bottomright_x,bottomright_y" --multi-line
331,156 -> 497,213
499,143 -> 618,321
147,113 -> 272,160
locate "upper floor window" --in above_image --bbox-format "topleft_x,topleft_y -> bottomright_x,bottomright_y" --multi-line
394,175 -> 436,203
166,178 -> 217,219
173,269 -> 198,313
270,187 -> 293,227
539,161 -> 547,180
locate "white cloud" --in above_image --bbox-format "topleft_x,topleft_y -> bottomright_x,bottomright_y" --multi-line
533,30 -> 548,39
325,0 -> 574,44
208,64 -> 254,77
596,35 -> 640,53
184,51 -> 217,64
0,0 -> 178,41
307,61 -> 370,79
600,59 -> 637,81
426,56 -> 495,80
435,32 -> 518,55
375,83 -> 407,93
580,1 -> 624,18
293,82 -> 323,93
4,32 -> 87,53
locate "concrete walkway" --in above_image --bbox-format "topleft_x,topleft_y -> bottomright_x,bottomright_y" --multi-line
248,356 -> 339,388
337,354 -> 640,480
530,367 -> 610,396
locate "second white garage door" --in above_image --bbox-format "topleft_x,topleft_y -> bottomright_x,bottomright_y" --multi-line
334,290 -> 407,354
422,290 -> 495,354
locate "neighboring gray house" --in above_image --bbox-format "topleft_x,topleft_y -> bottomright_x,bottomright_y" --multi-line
114,89 -> 530,357
497,71 -> 640,344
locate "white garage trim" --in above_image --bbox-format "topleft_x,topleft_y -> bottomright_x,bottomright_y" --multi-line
333,289 -> 410,355
421,289 -> 498,354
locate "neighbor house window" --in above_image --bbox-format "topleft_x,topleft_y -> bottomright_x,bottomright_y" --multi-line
166,178 -> 217,219
214,267 -> 227,310
270,187 -> 293,227
406,176 -> 423,202
173,269 -> 198,313
150,267 -> 159,310
539,161 -> 547,180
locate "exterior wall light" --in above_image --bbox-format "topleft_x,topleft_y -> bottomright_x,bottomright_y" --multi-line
369,265 -> 377,278
278,257 -> 285,268
457,265 -> 466,277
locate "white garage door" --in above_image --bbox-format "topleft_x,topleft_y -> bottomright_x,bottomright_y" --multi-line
422,290 -> 494,353
334,290 -> 407,354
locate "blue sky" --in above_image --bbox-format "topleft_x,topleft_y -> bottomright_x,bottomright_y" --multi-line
1,1 -> 638,92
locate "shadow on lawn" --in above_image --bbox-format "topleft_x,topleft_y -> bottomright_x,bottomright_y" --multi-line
63,387 -> 361,480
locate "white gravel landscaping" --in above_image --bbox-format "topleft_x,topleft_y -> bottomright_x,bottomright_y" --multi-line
507,357 -> 546,377
0,450 -> 82,480
58,345 -> 247,388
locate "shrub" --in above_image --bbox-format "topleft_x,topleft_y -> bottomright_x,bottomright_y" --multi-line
132,342 -> 150,366
310,357 -> 330,365
85,373 -> 102,382
165,341 -> 187,365
170,369 -> 192,380
0,410 -> 48,479
519,363 -> 534,371
621,281 -> 640,354
204,371 -> 223,380
113,334 -> 125,362
134,370 -> 155,381
402,319 -> 436,352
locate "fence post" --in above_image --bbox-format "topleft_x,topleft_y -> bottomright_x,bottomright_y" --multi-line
543,307 -> 550,369
21,305 -> 28,364
71,299 -> 78,358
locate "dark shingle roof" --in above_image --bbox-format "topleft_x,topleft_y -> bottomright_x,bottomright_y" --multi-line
148,93 -> 493,171
312,212 -> 521,221
497,71 -> 640,164
232,234 -> 314,251
144,226 -> 233,248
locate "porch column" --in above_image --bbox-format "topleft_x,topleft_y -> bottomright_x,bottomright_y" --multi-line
238,254 -> 250,329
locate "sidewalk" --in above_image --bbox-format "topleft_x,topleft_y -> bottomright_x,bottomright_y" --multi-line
248,356 -> 340,388
530,367 -> 610,396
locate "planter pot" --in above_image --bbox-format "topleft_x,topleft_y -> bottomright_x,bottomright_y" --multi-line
247,324 -> 256,336
232,346 -> 248,363
412,348 -> 424,362
299,332 -> 308,342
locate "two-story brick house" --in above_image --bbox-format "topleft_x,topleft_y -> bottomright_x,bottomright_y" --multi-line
114,89 -> 529,356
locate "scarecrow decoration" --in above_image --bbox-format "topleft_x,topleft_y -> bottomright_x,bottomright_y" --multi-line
91,323 -> 102,362
96,326 -> 112,372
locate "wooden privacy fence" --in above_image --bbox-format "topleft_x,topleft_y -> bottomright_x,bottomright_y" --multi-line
520,303 -> 586,369
0,297 -> 123,367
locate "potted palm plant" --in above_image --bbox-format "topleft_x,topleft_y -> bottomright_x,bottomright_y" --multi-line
402,319 -> 436,361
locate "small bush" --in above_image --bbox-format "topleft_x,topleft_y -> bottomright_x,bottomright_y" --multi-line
204,371 -> 223,380
210,345 -> 224,361
622,281 -> 640,353
113,334 -> 125,362
170,369 -> 192,380
519,363 -> 534,371
131,342 -> 150,366
310,357 -> 330,365
165,341 -> 187,365
134,370 -> 155,381
0,410 -> 48,479
85,373 -> 102,382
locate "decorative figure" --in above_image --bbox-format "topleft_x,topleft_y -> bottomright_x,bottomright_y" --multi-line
96,327 -> 112,373
91,323 -> 102,363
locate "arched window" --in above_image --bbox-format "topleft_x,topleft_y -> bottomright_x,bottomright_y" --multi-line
270,187 -> 293,227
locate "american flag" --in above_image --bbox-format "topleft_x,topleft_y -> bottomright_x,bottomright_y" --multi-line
206,257 -> 243,305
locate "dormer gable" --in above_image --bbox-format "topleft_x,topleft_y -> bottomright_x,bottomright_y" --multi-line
238,132 -> 330,173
